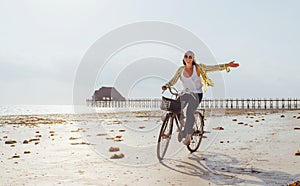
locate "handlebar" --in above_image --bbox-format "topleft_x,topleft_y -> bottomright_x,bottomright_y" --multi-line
162,86 -> 179,96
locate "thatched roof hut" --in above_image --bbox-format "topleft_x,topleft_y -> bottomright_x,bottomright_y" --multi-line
92,87 -> 125,101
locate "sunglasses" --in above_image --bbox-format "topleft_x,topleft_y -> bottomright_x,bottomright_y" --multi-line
184,55 -> 193,59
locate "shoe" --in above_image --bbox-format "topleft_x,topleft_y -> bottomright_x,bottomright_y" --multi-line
182,134 -> 191,146
182,138 -> 190,146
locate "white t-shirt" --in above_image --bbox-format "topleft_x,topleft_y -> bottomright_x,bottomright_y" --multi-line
180,65 -> 203,93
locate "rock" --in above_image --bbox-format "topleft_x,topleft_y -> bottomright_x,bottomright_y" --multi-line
110,153 -> 125,159
70,142 -> 90,145
232,119 -> 237,121
50,134 -> 55,136
5,140 -> 17,144
3,136 -> 8,139
213,127 -> 224,130
138,126 -> 145,129
35,135 -> 42,138
23,140 -> 29,144
295,151 -> 300,156
34,142 -> 39,145
24,151 -> 31,154
118,129 -> 126,132
105,137 -> 114,140
220,141 -> 224,143
280,115 -> 285,118
10,145 -> 15,147
36,131 -> 40,133
255,120 -> 259,122
238,122 -> 244,124
12,153 -> 20,158
115,135 -> 122,139
49,131 -> 55,133
297,116 -> 300,119
249,125 -> 253,127
109,146 -> 120,152
96,133 -> 107,136
28,138 -> 40,142
294,128 -> 300,130
69,137 -> 80,140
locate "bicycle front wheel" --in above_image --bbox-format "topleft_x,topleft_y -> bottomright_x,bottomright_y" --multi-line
187,111 -> 204,152
157,113 -> 173,161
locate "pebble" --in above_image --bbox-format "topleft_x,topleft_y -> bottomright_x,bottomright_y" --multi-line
294,128 -> 300,130
5,140 -> 17,144
295,151 -> 300,156
232,119 -> 237,121
238,122 -> 244,125
118,129 -> 126,132
96,133 -> 107,136
110,153 -> 125,159
12,154 -> 20,158
255,120 -> 260,122
213,127 -> 224,130
24,151 -> 31,154
69,137 -> 80,140
109,146 -> 120,152
139,126 -> 145,129
281,115 -> 285,118
23,140 -> 29,144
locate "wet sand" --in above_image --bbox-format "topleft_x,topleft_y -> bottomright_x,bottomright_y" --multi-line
0,110 -> 299,185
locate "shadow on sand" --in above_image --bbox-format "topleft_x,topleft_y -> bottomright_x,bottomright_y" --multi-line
160,151 -> 299,185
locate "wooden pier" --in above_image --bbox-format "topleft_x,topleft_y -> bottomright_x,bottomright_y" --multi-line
86,98 -> 300,110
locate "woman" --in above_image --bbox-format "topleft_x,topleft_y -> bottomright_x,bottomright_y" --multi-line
162,50 -> 239,145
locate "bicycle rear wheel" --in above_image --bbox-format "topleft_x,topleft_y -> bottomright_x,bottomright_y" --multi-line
157,113 -> 173,161
187,111 -> 204,152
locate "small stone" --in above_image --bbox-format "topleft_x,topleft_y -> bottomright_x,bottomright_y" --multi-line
294,128 -> 300,130
35,142 -> 39,145
49,131 -> 55,133
35,135 -> 42,138
50,134 -> 55,136
220,141 -> 224,143
213,127 -> 224,130
3,136 -> 8,139
238,122 -> 244,125
109,146 -> 120,152
255,120 -> 259,122
12,154 -> 20,158
23,140 -> 29,144
297,116 -> 300,119
5,140 -> 17,144
96,133 -> 107,136
110,153 -> 125,159
28,138 -> 40,142
232,119 -> 237,121
36,131 -> 40,133
119,129 -> 126,132
295,151 -> 300,156
139,126 -> 145,129
280,115 -> 285,118
249,125 -> 253,127
69,137 -> 79,140
24,151 -> 31,154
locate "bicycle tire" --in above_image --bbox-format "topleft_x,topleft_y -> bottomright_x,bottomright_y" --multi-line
157,113 -> 173,161
187,111 -> 204,152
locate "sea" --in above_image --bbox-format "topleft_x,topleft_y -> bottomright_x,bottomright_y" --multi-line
0,105 -> 158,116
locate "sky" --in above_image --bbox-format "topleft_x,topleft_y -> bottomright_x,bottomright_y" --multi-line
0,0 -> 299,105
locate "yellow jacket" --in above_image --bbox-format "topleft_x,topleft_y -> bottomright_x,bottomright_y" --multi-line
166,63 -> 230,93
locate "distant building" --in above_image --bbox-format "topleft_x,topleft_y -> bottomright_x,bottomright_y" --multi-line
92,87 -> 126,101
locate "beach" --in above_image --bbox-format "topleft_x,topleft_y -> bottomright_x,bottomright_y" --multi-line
0,109 -> 299,186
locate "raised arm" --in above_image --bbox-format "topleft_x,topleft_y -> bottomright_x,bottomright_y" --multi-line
201,61 -> 239,73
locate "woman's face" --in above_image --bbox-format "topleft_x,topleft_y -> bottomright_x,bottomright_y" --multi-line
183,53 -> 194,65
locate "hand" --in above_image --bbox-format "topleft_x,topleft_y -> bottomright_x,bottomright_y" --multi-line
162,85 -> 167,91
227,61 -> 239,68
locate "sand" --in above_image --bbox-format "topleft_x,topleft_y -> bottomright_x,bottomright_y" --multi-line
0,110 -> 299,185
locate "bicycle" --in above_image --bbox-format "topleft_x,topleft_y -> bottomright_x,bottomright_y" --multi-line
157,86 -> 205,161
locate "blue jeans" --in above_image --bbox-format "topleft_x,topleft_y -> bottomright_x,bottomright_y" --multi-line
177,92 -> 203,136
